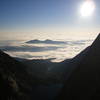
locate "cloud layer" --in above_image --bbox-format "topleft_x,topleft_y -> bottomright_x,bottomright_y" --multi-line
0,39 -> 93,62
0,45 -> 61,52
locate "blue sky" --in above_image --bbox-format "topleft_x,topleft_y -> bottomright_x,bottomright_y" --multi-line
0,0 -> 100,40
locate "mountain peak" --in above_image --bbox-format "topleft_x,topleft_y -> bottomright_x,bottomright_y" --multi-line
91,33 -> 100,48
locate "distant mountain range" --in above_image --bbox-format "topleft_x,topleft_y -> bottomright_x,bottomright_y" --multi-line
26,39 -> 67,44
26,39 -> 91,45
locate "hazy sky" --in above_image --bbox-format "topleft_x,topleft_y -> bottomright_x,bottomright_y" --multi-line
0,0 -> 100,40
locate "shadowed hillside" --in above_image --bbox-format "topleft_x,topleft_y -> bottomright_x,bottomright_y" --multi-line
0,50 -> 37,100
58,34 -> 100,100
0,50 -> 64,100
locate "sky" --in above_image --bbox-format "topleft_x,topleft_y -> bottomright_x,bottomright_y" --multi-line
0,0 -> 100,40
0,0 -> 100,61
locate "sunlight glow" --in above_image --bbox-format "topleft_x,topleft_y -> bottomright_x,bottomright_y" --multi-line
80,0 -> 95,17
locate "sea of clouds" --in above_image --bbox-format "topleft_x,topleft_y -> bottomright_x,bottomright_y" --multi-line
0,39 -> 93,62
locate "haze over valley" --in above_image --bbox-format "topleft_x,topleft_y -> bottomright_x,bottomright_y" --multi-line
0,35 -> 94,62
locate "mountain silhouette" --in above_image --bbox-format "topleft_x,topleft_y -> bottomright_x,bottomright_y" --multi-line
0,50 -> 36,100
57,34 -> 100,100
0,50 -> 63,100
26,39 -> 66,44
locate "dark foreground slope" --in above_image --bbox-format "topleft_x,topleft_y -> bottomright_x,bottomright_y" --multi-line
58,34 -> 100,100
0,50 -> 64,100
0,50 -> 36,100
